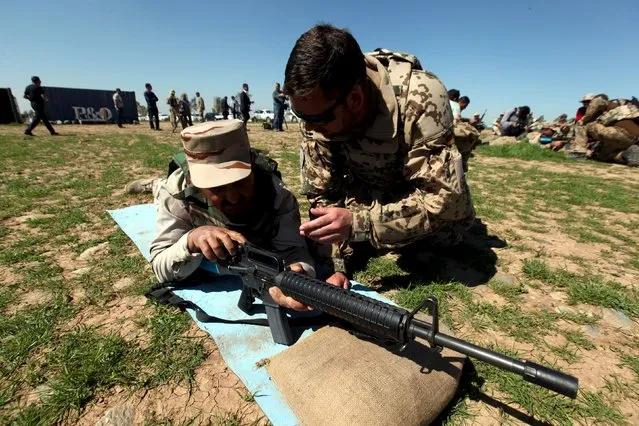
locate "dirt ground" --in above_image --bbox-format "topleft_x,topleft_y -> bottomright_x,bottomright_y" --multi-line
1,122 -> 638,425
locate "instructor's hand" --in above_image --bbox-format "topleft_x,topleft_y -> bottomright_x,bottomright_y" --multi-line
187,226 -> 246,261
299,207 -> 353,244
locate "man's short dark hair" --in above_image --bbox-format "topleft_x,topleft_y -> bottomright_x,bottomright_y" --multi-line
242,83 -> 248,90
447,89 -> 460,102
284,24 -> 366,98
116,88 -> 121,92
31,76 -> 40,83
520,106 -> 531,116
460,96 -> 470,104
196,92 -> 200,96
145,83 -> 151,89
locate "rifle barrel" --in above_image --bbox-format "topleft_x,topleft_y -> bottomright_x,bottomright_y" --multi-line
409,320 -> 578,398
274,271 -> 578,398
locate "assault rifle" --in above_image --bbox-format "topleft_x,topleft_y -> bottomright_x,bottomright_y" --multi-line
218,243 -> 579,399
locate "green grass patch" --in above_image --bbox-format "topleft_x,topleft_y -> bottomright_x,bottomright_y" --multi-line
12,328 -> 139,425
394,282 -> 473,329
472,345 -> 624,425
0,294 -> 76,375
523,259 -> 639,316
476,143 -> 569,162
488,280 -> 528,303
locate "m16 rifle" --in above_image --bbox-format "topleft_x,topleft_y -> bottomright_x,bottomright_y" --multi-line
219,243 -> 579,399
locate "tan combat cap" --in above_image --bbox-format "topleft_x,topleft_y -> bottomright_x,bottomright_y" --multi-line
180,120 -> 251,188
581,93 -> 595,102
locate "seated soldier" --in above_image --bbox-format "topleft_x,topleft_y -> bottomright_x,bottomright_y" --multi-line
500,106 -> 531,137
139,120 -> 330,311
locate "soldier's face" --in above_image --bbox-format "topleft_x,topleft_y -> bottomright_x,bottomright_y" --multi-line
201,173 -> 255,220
290,87 -> 356,138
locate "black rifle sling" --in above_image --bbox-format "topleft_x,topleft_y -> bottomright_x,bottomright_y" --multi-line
145,284 -> 331,328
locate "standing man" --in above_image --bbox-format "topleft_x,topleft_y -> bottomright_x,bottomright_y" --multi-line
231,96 -> 239,119
167,90 -> 180,132
179,93 -> 193,128
221,96 -> 231,119
113,88 -> 124,128
145,83 -> 160,130
285,24 -> 475,286
240,83 -> 252,128
23,76 -> 58,136
272,82 -> 287,131
196,92 -> 205,121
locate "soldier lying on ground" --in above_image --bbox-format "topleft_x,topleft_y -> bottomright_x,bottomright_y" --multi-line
283,24 -> 475,287
126,120 -> 342,311
567,94 -> 639,165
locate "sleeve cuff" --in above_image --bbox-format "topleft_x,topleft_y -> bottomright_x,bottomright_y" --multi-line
350,209 -> 372,243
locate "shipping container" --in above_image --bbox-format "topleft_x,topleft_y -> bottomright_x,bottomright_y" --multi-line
40,87 -> 137,123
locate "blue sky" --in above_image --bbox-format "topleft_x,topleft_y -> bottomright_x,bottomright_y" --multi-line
2,0 -> 637,122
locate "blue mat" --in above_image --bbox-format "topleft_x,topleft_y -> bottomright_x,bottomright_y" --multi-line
108,204 -> 396,425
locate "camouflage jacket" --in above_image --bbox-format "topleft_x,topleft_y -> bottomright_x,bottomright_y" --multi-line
149,162 -> 314,283
300,53 -> 475,274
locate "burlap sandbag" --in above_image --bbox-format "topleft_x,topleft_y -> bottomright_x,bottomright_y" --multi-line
266,324 -> 465,426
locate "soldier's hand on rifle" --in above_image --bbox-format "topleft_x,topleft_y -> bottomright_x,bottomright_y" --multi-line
187,226 -> 247,261
269,262 -> 313,311
299,207 -> 353,244
326,272 -> 350,290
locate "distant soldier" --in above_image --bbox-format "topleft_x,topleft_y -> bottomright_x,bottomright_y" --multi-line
145,83 -> 160,130
221,96 -> 231,119
240,83 -> 252,128
231,96 -> 239,119
470,112 -> 486,131
179,93 -> 193,128
167,90 -> 180,132
492,112 -> 504,135
113,88 -> 124,128
569,94 -> 639,165
23,76 -> 58,136
500,106 -> 531,137
272,83 -> 287,131
196,92 -> 205,121
576,93 -> 595,122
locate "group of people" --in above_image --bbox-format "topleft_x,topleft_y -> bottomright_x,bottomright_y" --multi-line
128,24 -> 475,306
486,94 -> 639,166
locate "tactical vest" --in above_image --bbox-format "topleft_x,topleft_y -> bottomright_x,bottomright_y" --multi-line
167,150 -> 283,248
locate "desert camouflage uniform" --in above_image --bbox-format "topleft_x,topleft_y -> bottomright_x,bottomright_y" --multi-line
197,96 -> 205,119
167,94 -> 180,130
572,98 -> 639,162
300,51 -> 475,276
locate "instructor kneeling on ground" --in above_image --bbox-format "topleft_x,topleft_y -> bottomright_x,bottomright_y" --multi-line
148,119 -> 333,310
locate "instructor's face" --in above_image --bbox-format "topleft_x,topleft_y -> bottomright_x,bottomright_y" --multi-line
290,87 -> 354,138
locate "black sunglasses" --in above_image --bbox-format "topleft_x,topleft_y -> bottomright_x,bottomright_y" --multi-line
290,88 -> 352,125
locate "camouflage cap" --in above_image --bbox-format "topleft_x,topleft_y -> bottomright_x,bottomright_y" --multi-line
180,120 -> 251,188
581,93 -> 596,102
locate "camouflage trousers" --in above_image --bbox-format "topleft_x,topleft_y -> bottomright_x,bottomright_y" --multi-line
169,108 -> 180,130
573,122 -> 638,162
